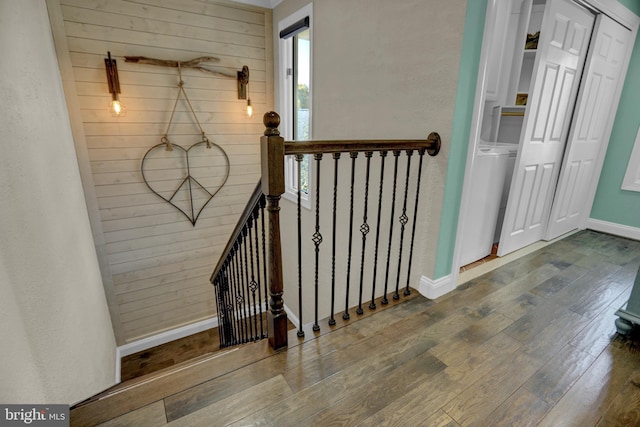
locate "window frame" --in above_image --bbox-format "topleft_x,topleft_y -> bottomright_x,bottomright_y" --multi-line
278,4 -> 313,209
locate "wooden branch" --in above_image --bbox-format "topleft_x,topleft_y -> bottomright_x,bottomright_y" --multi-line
124,55 -> 236,78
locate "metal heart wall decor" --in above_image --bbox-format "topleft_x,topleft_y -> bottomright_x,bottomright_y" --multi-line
141,138 -> 230,226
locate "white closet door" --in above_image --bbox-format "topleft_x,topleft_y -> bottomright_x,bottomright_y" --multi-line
545,14 -> 633,240
498,0 -> 595,256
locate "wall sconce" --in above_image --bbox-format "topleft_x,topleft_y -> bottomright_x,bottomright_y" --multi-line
104,51 -> 125,116
237,65 -> 252,118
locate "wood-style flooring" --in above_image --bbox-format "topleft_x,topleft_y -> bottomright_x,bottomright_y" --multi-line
72,230 -> 640,426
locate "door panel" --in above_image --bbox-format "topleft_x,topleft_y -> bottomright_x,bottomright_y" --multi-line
499,0 -> 595,256
545,14 -> 633,240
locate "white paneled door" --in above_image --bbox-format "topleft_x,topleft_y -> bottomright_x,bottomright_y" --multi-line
545,14 -> 633,240
498,0 -> 595,256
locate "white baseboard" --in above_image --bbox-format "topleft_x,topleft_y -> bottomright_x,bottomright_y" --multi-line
117,317 -> 218,360
419,274 -> 455,300
587,218 -> 640,241
284,304 -> 300,330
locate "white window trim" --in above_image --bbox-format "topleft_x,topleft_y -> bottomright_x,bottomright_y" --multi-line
278,3 -> 313,210
622,125 -> 640,192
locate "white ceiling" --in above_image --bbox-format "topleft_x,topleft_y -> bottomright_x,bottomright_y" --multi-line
231,0 -> 283,9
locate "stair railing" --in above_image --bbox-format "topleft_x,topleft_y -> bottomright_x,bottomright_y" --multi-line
212,111 -> 441,350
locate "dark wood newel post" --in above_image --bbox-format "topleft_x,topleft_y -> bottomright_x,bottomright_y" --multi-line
261,111 -> 288,350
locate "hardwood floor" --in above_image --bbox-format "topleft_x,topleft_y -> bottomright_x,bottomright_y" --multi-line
72,230 -> 640,426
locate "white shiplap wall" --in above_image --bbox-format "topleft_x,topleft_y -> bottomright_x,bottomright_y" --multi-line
58,0 -> 272,343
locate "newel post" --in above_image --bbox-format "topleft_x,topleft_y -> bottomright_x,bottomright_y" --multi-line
261,111 -> 288,350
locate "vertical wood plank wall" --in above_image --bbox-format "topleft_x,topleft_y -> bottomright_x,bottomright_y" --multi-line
57,0 -> 272,343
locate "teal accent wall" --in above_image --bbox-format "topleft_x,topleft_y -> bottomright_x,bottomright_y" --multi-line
590,1 -> 640,228
433,0 -> 488,279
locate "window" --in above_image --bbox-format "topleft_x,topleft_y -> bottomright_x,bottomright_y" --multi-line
279,5 -> 312,208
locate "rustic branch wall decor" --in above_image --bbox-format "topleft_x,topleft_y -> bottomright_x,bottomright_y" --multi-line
131,56 -> 249,226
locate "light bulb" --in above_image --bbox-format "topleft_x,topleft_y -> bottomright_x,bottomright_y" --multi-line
246,98 -> 253,118
110,93 -> 125,116
112,99 -> 123,115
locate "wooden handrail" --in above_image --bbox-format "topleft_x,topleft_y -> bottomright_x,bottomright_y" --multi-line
283,134 -> 441,157
210,111 -> 443,351
210,179 -> 263,282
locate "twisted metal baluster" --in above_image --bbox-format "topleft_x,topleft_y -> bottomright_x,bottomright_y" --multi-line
229,250 -> 243,345
214,274 -> 228,346
405,148 -> 426,296
232,245 -> 247,343
221,268 -> 233,346
329,153 -> 341,326
242,228 -> 256,341
247,214 -> 259,340
394,150 -> 413,300
357,152 -> 372,315
312,153 -> 323,331
295,154 -> 304,337
369,151 -> 387,310
238,235 -> 250,343
213,274 -> 223,346
382,151 -> 401,304
260,195 -> 268,316
343,152 -> 358,320
253,209 -> 265,338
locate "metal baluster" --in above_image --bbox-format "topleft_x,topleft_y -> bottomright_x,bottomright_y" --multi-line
253,208 -> 265,338
343,152 -> 358,320
382,151 -> 401,304
242,229 -> 255,341
260,195 -> 268,316
226,263 -> 239,346
312,153 -> 323,331
405,148 -> 426,296
369,151 -> 387,310
357,152 -> 372,315
229,250 -> 243,345
236,238 -> 249,343
295,154 -> 304,337
213,275 -> 224,346
237,244 -> 250,343
329,153 -> 341,326
221,268 -> 233,346
394,150 -> 413,300
247,214 -> 259,340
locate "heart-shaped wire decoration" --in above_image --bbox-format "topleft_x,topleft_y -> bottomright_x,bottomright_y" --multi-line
140,63 -> 230,226
141,136 -> 230,226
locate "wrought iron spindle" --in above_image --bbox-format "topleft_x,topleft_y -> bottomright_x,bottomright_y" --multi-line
236,239 -> 249,343
214,275 -> 226,346
357,152 -> 372,315
312,153 -> 323,331
382,151 -> 401,304
369,151 -> 387,310
221,269 -> 234,346
252,209 -> 265,338
295,154 -> 304,337
329,153 -> 340,326
343,151 -> 358,320
242,229 -> 256,341
229,250 -> 243,344
247,216 -> 259,340
394,150 -> 413,300
260,195 -> 268,314
405,148 -> 426,296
